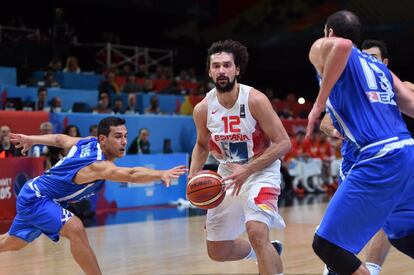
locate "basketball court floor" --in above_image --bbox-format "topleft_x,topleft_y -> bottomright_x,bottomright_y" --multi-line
1,194 -> 413,274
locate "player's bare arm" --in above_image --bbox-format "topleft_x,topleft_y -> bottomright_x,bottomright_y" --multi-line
224,89 -> 291,195
10,133 -> 82,155
75,161 -> 186,187
403,81 -> 414,93
320,114 -> 343,139
392,73 -> 414,118
307,37 -> 353,137
189,99 -> 210,177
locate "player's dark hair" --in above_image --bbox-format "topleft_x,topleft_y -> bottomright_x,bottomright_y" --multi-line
361,39 -> 389,59
98,116 -> 126,137
326,10 -> 361,45
206,39 -> 249,80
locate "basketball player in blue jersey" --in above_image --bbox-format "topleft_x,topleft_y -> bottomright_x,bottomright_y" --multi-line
0,116 -> 186,275
320,39 -> 396,275
307,10 -> 414,275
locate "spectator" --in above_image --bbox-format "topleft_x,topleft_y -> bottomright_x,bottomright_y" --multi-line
0,125 -> 11,143
284,130 -> 310,162
45,74 -> 59,88
31,122 -> 62,169
98,72 -> 119,100
285,92 -> 297,104
35,86 -> 49,111
150,65 -> 165,80
0,125 -> 19,158
30,122 -> 53,157
47,58 -> 63,72
136,63 -> 148,78
125,94 -> 137,114
277,105 -> 294,119
142,79 -> 155,93
50,96 -> 62,113
62,124 -> 81,156
188,87 -> 204,108
179,96 -> 193,115
43,71 -> 60,88
162,80 -> 183,95
0,135 -> 20,158
163,138 -> 173,154
175,69 -> 190,82
113,98 -> 124,114
63,124 -> 81,137
145,95 -> 161,114
63,56 -> 81,73
122,74 -> 142,94
89,124 -> 98,137
127,128 -> 151,154
93,93 -> 112,114
119,63 -> 133,76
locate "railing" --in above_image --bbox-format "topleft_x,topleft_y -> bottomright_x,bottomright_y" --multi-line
0,25 -> 40,43
73,42 -> 174,74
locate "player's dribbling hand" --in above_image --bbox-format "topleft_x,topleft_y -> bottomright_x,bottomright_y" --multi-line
160,165 -> 187,187
9,133 -> 33,156
222,163 -> 250,196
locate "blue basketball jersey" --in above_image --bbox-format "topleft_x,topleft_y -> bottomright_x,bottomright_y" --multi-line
26,137 -> 105,206
326,47 -> 411,149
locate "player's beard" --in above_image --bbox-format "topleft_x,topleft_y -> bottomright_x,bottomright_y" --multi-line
214,76 -> 236,93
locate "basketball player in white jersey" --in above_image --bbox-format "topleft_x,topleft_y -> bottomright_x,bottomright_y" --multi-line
189,40 -> 291,275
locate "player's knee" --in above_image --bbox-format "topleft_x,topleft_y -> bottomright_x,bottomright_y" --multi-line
0,235 -> 27,252
246,222 -> 267,249
207,247 -> 227,262
312,234 -> 362,274
389,232 -> 414,259
206,242 -> 229,262
61,216 -> 86,240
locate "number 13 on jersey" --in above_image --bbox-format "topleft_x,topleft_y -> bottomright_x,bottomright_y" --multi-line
222,116 -> 240,133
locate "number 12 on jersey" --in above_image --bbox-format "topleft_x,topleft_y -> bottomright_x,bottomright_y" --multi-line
222,116 -> 240,133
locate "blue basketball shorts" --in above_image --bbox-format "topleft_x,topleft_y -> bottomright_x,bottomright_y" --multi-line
316,142 -> 414,254
337,158 -> 354,185
8,179 -> 73,243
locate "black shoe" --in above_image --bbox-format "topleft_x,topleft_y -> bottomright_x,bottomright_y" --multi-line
326,266 -> 338,275
271,240 -> 283,255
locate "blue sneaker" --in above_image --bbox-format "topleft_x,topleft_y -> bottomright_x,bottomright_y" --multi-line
272,240 -> 283,255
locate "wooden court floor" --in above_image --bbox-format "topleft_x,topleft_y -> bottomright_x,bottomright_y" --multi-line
1,201 -> 413,275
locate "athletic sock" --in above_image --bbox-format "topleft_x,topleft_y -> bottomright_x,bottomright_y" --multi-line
244,247 -> 257,260
366,262 -> 381,275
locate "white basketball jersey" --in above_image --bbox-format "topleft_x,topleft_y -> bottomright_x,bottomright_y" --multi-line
206,84 -> 270,164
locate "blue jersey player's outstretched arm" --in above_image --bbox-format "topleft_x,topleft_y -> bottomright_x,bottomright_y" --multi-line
10,132 -> 186,187
306,37 -> 353,137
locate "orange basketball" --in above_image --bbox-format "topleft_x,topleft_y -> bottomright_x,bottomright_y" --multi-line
186,170 -> 225,209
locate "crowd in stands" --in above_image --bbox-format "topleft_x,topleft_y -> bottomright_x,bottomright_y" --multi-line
0,7 -> 336,197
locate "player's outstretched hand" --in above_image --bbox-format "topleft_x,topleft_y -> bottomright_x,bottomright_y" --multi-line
9,133 -> 33,156
222,163 -> 250,196
160,165 -> 187,187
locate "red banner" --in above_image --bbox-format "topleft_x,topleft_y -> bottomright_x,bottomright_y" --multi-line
0,158 -> 45,220
0,111 -> 49,135
281,119 -> 308,136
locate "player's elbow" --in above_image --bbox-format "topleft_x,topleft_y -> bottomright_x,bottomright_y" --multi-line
277,138 -> 292,156
54,134 -> 67,148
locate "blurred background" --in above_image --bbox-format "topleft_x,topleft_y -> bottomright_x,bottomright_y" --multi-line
1,0 -> 414,226
0,0 -> 413,98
